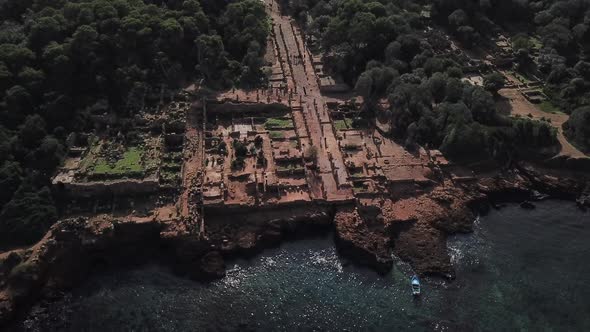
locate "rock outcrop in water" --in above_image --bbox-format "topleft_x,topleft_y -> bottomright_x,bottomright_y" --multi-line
331,164 -> 589,279
334,206 -> 393,274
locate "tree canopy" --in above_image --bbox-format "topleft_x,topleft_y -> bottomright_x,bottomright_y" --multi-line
563,107 -> 590,153
0,0 -> 269,246
432,0 -> 590,113
283,0 -> 559,162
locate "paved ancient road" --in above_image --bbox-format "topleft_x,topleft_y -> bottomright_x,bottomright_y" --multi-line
266,0 -> 352,201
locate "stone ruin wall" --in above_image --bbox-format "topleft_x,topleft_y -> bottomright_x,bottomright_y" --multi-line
201,100 -> 290,116
57,178 -> 160,199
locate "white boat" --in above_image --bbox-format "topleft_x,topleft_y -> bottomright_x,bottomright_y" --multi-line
411,275 -> 421,296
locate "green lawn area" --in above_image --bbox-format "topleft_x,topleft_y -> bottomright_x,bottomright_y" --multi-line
538,101 -> 564,115
92,147 -> 144,177
333,119 -> 348,131
265,117 -> 293,129
269,131 -> 284,139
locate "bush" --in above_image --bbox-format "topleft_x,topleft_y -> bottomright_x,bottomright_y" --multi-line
0,185 -> 57,246
440,123 -> 489,159
254,135 -> 263,147
304,146 -> 318,162
231,157 -> 245,170
483,73 -> 505,95
233,139 -> 248,158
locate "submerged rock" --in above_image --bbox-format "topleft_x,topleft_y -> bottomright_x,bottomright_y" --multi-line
577,191 -> 590,210
531,190 -> 550,201
199,251 -> 225,280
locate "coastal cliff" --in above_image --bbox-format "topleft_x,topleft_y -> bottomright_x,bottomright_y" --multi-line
0,208 -> 333,325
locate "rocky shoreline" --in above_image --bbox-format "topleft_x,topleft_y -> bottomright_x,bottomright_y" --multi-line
0,207 -> 335,326
1,164 -> 588,327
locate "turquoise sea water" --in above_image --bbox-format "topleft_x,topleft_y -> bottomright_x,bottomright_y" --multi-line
19,200 -> 590,331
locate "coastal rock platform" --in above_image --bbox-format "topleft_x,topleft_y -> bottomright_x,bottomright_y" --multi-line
0,165 -> 588,326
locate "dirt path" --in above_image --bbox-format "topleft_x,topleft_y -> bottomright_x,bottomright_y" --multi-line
498,88 -> 588,159
266,0 -> 353,201
180,108 -> 202,218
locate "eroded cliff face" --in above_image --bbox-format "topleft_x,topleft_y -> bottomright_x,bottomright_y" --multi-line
0,165 -> 588,327
334,206 -> 393,274
0,208 -> 334,325
0,217 -> 163,325
331,184 -> 480,279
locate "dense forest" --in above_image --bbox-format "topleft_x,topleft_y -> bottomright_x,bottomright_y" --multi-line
281,0 -> 590,154
564,106 -> 590,152
0,0 -> 269,247
434,0 -> 590,153
432,1 -> 590,112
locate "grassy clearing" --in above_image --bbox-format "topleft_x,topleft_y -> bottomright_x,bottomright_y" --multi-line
92,147 -> 144,177
265,117 -> 293,129
277,166 -> 305,172
277,163 -> 305,172
269,131 -> 284,139
538,101 -> 564,115
333,119 -> 348,131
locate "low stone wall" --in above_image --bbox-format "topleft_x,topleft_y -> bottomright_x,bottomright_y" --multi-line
319,83 -> 350,94
204,101 -> 290,116
204,199 -> 313,215
59,178 -> 160,198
